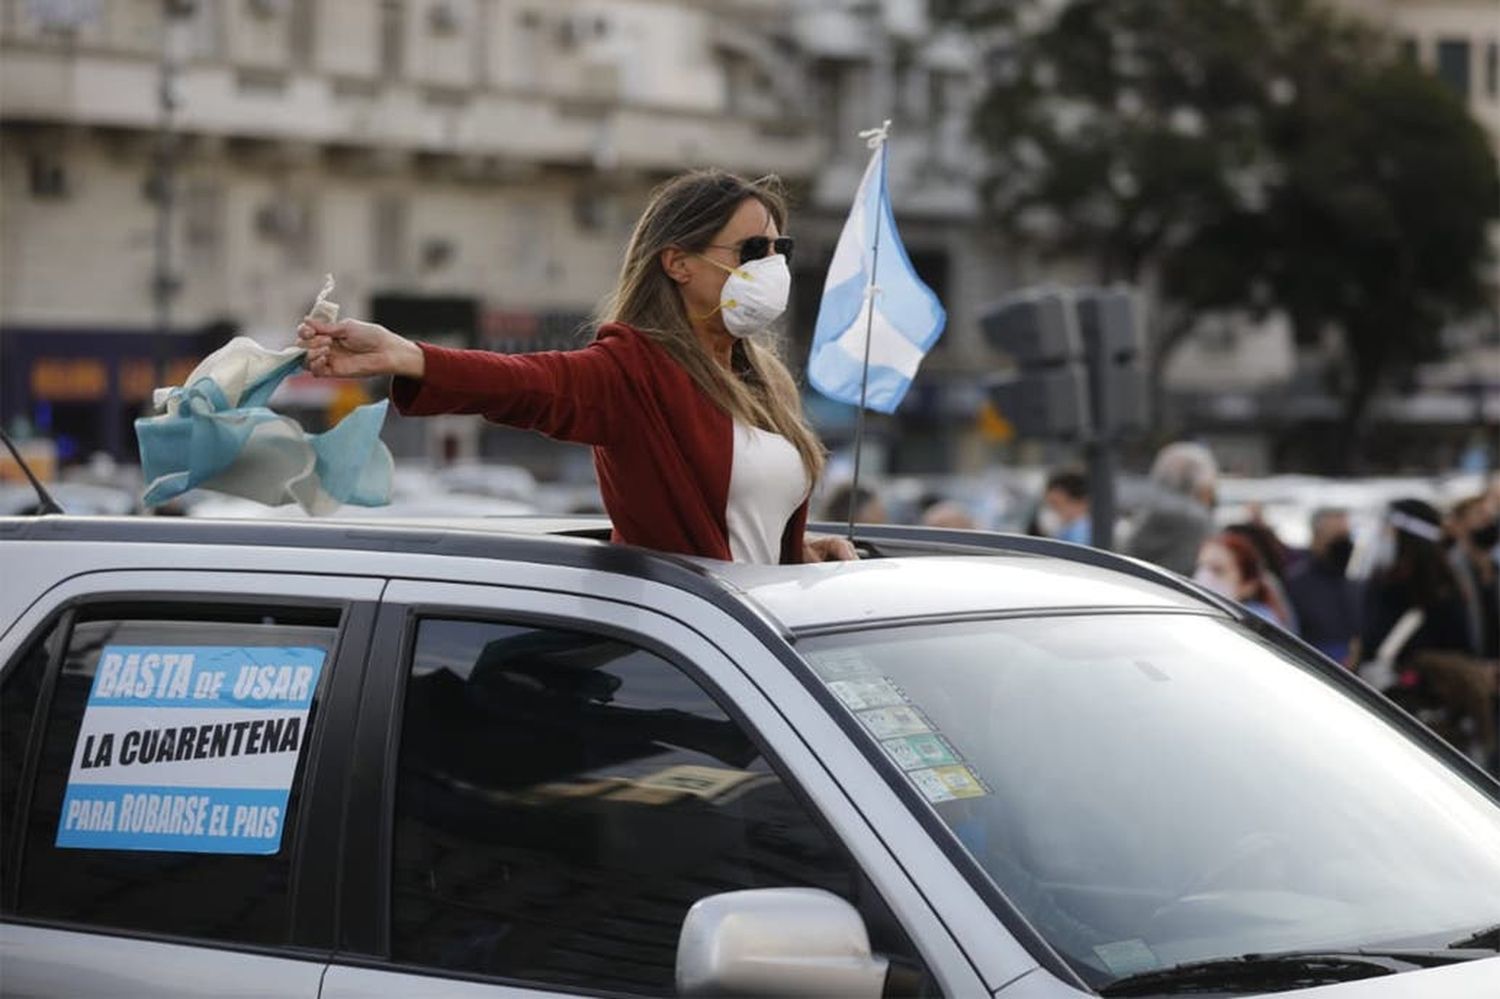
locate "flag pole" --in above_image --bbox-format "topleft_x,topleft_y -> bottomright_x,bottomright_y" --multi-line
846,121 -> 891,543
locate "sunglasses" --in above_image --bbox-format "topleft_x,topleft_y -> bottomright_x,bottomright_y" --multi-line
707,235 -> 795,265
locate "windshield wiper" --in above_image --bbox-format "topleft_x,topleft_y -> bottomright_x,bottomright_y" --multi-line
1448,922 -> 1500,951
1098,950 -> 1439,996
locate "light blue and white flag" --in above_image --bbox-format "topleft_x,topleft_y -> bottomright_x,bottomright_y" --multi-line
135,337 -> 392,516
808,124 -> 946,413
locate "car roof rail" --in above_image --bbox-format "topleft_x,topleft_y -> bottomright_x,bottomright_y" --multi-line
0,510 -> 1219,615
814,521 -> 1218,609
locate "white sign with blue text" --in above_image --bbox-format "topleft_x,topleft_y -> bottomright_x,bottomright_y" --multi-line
57,645 -> 325,855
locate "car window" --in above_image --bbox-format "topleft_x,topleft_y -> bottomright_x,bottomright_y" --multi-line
16,605 -> 339,946
391,617 -> 933,996
1,618 -> 63,903
800,614 -> 1500,990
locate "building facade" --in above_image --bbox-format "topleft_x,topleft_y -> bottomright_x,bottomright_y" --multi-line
1337,0 -> 1500,145
0,0 -> 1006,475
12,0 -> 1480,481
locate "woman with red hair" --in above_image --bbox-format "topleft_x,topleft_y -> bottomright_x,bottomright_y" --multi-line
1194,532 -> 1293,628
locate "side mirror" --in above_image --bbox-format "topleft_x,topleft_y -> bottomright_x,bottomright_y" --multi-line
677,888 -> 889,997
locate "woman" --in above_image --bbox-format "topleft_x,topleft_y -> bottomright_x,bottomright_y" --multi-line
1361,500 -> 1473,659
1360,499 -> 1495,764
299,170 -> 854,565
1223,521 -> 1300,633
1194,532 -> 1292,628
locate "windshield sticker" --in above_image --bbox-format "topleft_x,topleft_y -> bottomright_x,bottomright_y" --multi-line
808,649 -> 990,803
909,764 -> 988,803
855,704 -> 931,739
1093,939 -> 1159,976
882,733 -> 961,771
55,645 -> 325,855
805,648 -> 879,681
828,677 -> 907,711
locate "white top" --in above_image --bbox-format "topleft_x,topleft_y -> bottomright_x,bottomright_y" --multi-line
726,421 -> 809,564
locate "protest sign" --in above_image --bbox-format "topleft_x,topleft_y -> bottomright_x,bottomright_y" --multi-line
56,645 -> 324,854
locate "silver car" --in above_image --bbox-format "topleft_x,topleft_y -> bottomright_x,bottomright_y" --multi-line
2,515 -> 1498,998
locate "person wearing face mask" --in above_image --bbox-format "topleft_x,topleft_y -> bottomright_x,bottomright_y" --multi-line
1223,521 -> 1300,633
1193,533 -> 1293,628
297,170 -> 855,564
1448,494 -> 1500,660
1038,468 -> 1091,545
1284,508 -> 1361,665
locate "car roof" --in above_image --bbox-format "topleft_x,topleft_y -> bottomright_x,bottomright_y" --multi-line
0,514 -> 1220,634
689,552 -> 1210,632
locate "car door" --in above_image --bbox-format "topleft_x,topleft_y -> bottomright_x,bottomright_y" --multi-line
0,569 -> 380,998
321,577 -> 990,998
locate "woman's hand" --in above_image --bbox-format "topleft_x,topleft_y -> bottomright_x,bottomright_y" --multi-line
803,534 -> 859,563
297,317 -> 425,380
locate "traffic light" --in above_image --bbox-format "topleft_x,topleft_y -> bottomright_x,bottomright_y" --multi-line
1074,289 -> 1148,436
982,368 -> 1091,441
979,288 -> 1079,365
979,286 -> 1147,442
978,285 -> 1149,551
979,288 -> 1091,440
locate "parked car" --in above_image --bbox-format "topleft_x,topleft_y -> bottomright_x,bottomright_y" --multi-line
0,482 -> 138,517
2,515 -> 1498,998
435,462 -> 540,505
1212,473 -> 1488,554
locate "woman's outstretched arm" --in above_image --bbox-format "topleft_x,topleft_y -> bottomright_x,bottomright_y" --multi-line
299,318 -> 632,446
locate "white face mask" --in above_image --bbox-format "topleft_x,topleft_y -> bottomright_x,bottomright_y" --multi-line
704,252 -> 790,338
1036,506 -> 1064,538
1193,565 -> 1236,600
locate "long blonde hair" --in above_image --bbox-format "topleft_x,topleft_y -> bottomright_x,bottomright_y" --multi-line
596,170 -> 826,483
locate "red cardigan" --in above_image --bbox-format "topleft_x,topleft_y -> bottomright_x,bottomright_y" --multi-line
390,322 -> 809,563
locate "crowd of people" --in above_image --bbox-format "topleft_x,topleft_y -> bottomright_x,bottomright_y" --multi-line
820,442 -> 1500,771
1123,443 -> 1498,774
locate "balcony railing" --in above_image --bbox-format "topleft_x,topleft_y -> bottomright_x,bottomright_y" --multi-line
0,47 -> 821,176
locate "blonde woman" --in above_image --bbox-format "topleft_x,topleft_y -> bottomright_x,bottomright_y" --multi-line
298,170 -> 855,564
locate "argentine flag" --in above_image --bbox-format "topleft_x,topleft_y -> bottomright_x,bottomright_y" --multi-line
808,130 -> 946,413
136,337 -> 393,516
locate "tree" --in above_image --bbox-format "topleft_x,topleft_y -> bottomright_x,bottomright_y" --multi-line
961,0 -> 1499,468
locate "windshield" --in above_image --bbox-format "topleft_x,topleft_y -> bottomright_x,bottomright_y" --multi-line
800,613 -> 1500,988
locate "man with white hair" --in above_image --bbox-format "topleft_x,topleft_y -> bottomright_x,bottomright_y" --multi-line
1123,441 -> 1219,577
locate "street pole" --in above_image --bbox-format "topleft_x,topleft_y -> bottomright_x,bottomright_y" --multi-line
847,130 -> 888,542
1077,292 -> 1120,552
1087,435 -> 1117,551
152,1 -> 188,388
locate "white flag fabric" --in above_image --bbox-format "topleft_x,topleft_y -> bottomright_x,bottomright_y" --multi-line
808,140 -> 946,413
135,337 -> 393,516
